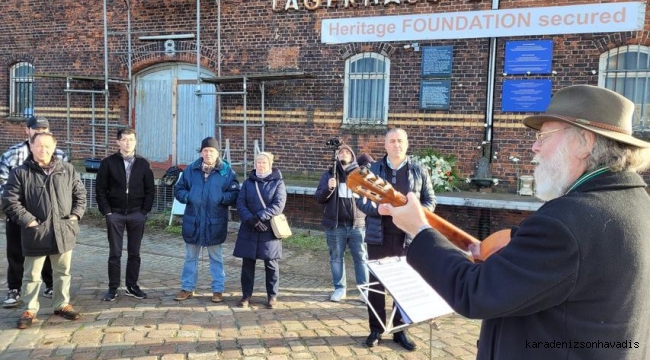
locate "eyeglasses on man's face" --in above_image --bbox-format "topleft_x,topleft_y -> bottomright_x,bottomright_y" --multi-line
535,127 -> 570,143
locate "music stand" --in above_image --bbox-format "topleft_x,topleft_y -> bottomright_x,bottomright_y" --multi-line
359,256 -> 454,359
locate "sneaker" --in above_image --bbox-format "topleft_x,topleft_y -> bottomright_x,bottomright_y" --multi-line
102,289 -> 119,302
237,297 -> 250,308
330,288 -> 347,302
3,289 -> 22,308
54,304 -> 81,320
17,311 -> 36,329
174,290 -> 194,301
42,287 -> 53,298
266,296 -> 278,309
125,286 -> 147,299
211,292 -> 224,303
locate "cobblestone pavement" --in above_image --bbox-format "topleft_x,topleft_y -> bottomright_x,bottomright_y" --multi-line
0,220 -> 480,360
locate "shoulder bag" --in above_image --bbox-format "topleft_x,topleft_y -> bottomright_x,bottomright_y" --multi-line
254,182 -> 292,239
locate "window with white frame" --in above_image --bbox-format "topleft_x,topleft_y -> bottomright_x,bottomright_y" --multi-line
343,53 -> 390,125
599,46 -> 650,131
10,62 -> 34,118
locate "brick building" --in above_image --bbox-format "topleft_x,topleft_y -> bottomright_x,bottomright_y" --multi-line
1,1 -> 648,235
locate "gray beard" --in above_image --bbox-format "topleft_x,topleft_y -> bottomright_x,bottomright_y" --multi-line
533,141 -> 574,201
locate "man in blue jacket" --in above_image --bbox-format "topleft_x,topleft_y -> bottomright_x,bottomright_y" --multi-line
96,127 -> 155,301
387,85 -> 650,360
356,128 -> 436,351
315,144 -> 368,303
173,137 -> 239,303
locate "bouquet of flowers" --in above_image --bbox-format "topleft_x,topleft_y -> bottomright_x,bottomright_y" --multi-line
411,149 -> 461,193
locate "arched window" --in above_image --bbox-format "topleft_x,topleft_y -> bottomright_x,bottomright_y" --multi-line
599,46 -> 650,131
343,53 -> 390,125
9,62 -> 34,118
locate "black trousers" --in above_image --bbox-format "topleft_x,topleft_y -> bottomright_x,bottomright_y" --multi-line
366,233 -> 407,333
6,217 -> 53,290
106,212 -> 147,289
240,258 -> 279,299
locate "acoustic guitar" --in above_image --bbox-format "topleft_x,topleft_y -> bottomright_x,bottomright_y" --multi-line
346,166 -> 510,262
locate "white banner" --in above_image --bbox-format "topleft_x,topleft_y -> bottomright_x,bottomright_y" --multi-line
321,2 -> 645,44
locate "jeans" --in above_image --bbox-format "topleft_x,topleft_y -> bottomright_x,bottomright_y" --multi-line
180,243 -> 225,293
22,251 -> 73,314
106,212 -> 147,289
325,225 -> 368,290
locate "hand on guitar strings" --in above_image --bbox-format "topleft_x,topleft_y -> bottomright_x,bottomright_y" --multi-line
384,192 -> 429,238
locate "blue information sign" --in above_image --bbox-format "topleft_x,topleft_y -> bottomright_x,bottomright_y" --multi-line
502,79 -> 552,112
421,46 -> 453,77
420,80 -> 451,110
504,40 -> 553,75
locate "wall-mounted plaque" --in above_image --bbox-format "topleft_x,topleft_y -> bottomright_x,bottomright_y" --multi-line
502,79 -> 552,112
421,46 -> 453,77
420,79 -> 451,110
504,40 -> 553,75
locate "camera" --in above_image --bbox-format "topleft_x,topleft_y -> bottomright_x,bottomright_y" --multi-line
326,138 -> 342,149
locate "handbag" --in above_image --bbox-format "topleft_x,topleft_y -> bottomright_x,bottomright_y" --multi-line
254,182 -> 292,239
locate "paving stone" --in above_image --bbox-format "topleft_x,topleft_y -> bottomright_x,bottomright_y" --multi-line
0,221 -> 480,359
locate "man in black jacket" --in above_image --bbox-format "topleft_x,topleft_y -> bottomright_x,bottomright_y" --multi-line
356,128 -> 436,351
315,144 -> 368,303
2,132 -> 86,329
96,128 -> 155,301
386,85 -> 650,360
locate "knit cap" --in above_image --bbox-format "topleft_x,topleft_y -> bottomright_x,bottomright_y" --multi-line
200,137 -> 219,151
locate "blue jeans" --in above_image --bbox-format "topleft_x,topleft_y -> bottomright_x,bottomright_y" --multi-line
180,243 -> 225,293
325,225 -> 368,290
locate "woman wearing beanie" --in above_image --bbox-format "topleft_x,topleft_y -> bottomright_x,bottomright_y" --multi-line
233,152 -> 287,309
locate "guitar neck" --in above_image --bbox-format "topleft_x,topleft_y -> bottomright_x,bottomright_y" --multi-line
422,209 -> 481,252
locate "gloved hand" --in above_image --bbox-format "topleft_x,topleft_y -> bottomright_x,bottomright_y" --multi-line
246,217 -> 258,227
254,219 -> 268,232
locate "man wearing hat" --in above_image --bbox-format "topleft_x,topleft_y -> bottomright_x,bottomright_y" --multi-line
0,116 -> 67,308
173,137 -> 240,303
384,85 -> 650,359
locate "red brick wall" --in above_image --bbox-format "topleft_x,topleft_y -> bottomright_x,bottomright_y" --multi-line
1,1 -> 649,191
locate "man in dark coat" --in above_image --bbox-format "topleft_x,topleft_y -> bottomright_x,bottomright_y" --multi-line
96,127 -> 155,301
356,128 -> 436,351
2,132 -> 87,329
386,85 -> 650,360
315,144 -> 368,303
173,137 -> 239,303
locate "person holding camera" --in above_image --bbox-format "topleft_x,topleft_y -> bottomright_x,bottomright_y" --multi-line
315,143 -> 368,302
234,152 -> 287,309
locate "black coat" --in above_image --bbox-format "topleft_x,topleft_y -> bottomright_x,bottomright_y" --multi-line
95,152 -> 155,215
314,162 -> 365,229
234,168 -> 286,260
357,155 -> 436,246
2,157 -> 87,256
407,171 -> 650,360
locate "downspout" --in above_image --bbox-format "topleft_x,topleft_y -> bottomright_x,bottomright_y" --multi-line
484,0 -> 500,160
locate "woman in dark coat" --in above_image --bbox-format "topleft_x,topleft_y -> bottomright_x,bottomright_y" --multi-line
234,152 -> 287,309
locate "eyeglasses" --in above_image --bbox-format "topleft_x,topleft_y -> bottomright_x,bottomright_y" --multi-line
535,127 -> 570,144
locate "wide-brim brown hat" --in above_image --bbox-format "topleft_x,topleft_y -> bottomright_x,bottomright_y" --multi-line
523,85 -> 650,148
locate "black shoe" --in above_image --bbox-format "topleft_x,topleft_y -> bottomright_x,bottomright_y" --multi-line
103,289 -> 119,302
365,331 -> 382,347
393,331 -> 417,351
125,286 -> 147,299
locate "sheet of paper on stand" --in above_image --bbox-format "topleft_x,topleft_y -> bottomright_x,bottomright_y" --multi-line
367,256 -> 454,324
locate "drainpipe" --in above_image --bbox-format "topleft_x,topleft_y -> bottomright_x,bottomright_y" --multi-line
484,0 -> 500,160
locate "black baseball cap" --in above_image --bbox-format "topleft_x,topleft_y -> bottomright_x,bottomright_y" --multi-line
26,116 -> 50,129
